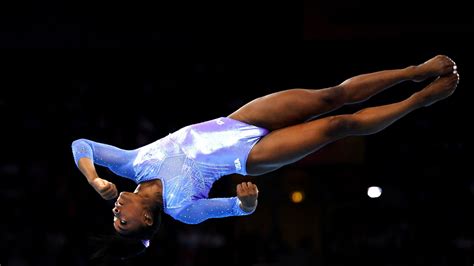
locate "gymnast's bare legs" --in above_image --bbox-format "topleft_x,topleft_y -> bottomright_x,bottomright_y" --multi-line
228,55 -> 459,175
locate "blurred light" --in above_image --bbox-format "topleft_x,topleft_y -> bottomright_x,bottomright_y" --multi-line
291,191 -> 304,203
367,186 -> 382,198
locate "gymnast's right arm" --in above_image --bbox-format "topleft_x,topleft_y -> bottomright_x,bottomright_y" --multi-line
77,157 -> 118,200
71,139 -> 134,200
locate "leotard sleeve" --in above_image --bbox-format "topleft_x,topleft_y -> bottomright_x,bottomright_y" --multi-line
167,196 -> 256,224
71,138 -> 136,179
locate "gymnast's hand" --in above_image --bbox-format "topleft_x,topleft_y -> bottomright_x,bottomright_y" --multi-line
90,177 -> 118,200
237,182 -> 259,212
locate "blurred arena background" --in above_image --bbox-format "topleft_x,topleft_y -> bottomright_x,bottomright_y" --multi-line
1,1 -> 473,265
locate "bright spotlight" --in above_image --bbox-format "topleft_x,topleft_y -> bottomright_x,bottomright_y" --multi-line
291,191 -> 304,203
367,186 -> 382,198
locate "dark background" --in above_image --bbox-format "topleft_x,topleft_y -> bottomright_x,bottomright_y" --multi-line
1,1 -> 473,265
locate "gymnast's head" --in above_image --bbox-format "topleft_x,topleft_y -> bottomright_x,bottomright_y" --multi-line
112,191 -> 162,240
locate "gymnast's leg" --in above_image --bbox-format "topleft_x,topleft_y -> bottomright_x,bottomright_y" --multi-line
228,55 -> 456,131
245,73 -> 459,175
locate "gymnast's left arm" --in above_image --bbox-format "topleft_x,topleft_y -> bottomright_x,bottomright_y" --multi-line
170,182 -> 259,224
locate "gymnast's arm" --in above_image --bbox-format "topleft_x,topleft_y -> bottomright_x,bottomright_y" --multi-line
169,182 -> 259,224
71,138 -> 135,200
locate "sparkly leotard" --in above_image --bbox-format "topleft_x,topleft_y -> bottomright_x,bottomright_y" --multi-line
71,117 -> 269,224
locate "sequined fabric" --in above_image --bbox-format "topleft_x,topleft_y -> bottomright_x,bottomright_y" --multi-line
71,117 -> 269,224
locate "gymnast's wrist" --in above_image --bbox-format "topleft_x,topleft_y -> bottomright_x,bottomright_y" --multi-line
86,175 -> 99,184
239,200 -> 258,213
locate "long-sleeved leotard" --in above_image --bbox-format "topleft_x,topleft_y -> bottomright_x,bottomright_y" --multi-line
71,117 -> 269,224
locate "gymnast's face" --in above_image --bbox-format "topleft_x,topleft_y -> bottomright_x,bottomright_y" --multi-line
112,191 -> 148,236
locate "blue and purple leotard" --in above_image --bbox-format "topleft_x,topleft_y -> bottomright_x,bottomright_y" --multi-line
71,117 -> 269,224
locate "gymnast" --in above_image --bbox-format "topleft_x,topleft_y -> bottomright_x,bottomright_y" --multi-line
71,55 -> 458,257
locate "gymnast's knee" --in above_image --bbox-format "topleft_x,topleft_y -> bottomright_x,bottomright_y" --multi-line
324,115 -> 358,138
318,85 -> 347,107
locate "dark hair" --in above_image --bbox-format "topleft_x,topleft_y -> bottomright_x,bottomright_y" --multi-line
89,209 -> 162,265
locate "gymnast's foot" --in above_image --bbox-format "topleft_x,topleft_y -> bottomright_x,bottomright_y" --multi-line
415,72 -> 459,107
412,55 -> 457,82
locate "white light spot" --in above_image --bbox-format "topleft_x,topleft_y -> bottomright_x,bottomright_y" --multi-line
367,186 -> 382,198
